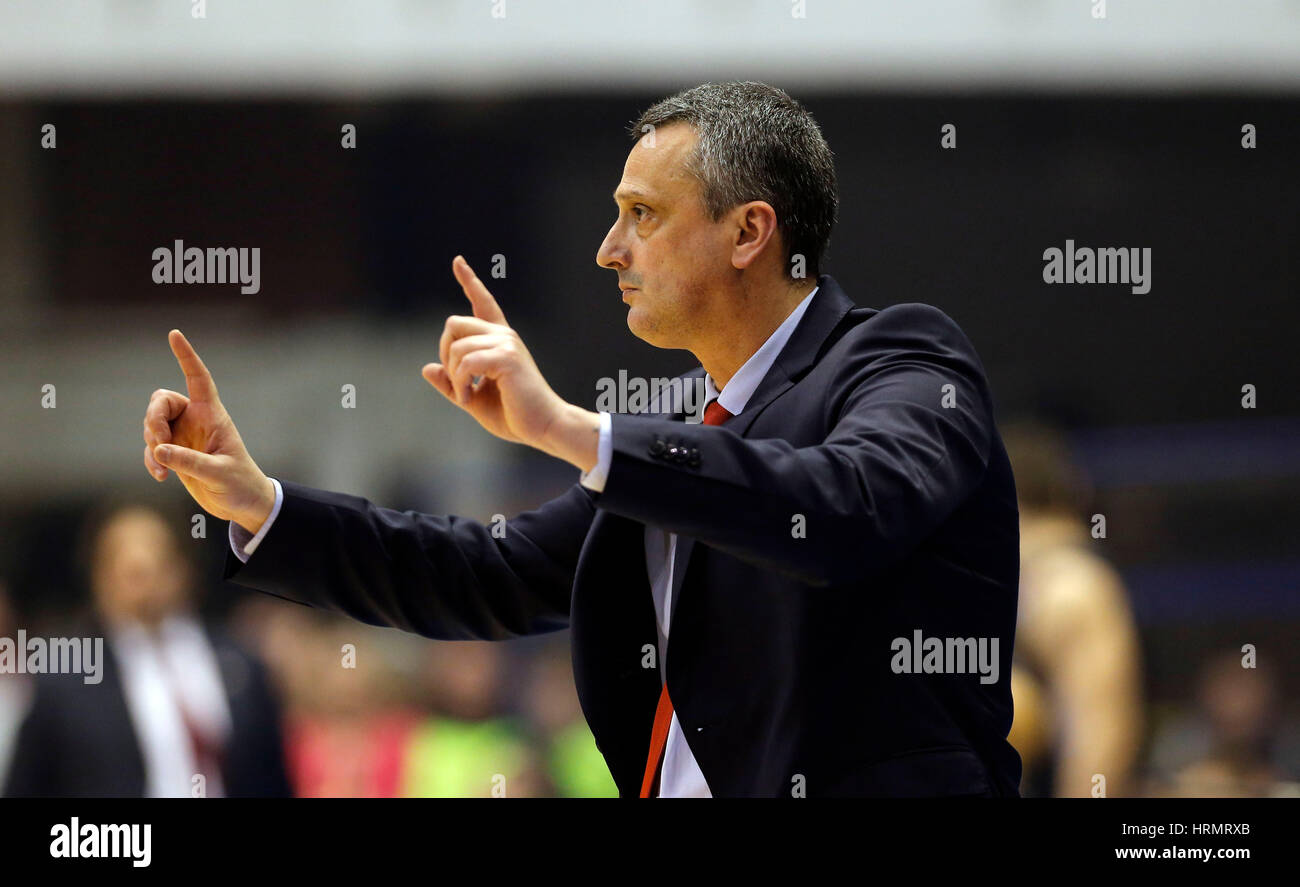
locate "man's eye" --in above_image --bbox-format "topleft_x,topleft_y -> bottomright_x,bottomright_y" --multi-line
632,205 -> 649,221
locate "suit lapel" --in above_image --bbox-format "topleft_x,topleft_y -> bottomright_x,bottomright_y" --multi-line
721,275 -> 857,438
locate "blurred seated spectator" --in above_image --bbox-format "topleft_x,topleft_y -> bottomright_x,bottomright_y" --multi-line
1149,650 -> 1297,797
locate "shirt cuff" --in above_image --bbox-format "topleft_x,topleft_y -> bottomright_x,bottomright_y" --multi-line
228,477 -> 284,563
579,411 -> 613,493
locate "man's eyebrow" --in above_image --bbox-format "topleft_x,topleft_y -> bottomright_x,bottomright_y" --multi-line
613,187 -> 652,203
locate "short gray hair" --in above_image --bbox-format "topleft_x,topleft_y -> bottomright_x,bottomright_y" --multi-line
629,81 -> 838,280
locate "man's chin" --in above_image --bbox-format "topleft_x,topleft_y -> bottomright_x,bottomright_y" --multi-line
625,306 -> 649,338
626,308 -> 665,347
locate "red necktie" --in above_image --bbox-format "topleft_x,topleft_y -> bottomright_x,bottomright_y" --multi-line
639,397 -> 733,798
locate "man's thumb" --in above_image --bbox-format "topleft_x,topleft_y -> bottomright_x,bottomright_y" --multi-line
154,445 -> 220,480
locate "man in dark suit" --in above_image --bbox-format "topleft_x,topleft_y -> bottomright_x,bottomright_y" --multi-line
3,505 -> 292,798
142,81 -> 1021,797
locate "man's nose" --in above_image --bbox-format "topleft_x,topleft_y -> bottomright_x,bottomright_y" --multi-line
596,226 -> 628,270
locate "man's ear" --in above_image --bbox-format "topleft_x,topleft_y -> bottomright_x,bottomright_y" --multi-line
730,201 -> 780,270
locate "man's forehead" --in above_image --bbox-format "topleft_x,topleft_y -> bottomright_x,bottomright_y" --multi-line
613,124 -> 696,202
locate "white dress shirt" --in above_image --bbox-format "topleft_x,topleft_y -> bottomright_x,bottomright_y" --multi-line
230,285 -> 820,798
108,614 -> 234,797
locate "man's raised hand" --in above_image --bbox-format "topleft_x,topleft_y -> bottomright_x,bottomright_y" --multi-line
422,256 -> 572,449
143,330 -> 276,534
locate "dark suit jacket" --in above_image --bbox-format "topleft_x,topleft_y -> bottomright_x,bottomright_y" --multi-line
222,274 -> 1022,797
2,617 -> 292,798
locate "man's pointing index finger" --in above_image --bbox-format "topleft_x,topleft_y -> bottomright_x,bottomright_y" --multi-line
168,329 -> 219,403
452,255 -> 507,325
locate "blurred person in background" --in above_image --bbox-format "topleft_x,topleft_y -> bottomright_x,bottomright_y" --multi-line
1003,422 -> 1143,797
2,502 -> 291,797
1151,651 -> 1295,797
252,604 -> 423,798
400,640 -> 547,797
233,596 -> 593,797
516,637 -> 618,797
0,581 -> 34,788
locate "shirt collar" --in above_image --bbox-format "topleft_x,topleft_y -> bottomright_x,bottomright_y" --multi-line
703,286 -> 818,415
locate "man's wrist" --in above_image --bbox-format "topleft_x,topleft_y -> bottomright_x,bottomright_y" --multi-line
236,475 -> 276,535
540,403 -> 601,473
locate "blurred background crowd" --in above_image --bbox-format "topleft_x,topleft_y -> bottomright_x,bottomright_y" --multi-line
0,1 -> 1296,796
0,500 -> 617,797
1,424 -> 1295,797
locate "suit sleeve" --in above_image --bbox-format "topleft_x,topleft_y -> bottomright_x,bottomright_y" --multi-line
594,303 -> 997,587
223,480 -> 597,641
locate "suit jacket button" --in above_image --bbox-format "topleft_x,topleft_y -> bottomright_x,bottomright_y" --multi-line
649,439 -> 665,456
688,453 -> 701,468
